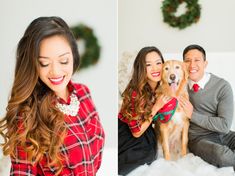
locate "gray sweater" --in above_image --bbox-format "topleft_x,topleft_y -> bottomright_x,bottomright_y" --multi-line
188,73 -> 234,140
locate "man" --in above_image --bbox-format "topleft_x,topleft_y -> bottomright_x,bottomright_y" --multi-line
179,44 -> 235,169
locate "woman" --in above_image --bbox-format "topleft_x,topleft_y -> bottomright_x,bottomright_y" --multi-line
0,16 -> 105,176
118,46 -> 171,175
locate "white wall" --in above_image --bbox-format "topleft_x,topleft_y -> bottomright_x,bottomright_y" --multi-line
119,0 -> 235,55
0,0 -> 117,150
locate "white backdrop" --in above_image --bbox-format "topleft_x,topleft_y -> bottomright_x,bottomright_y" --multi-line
118,0 -> 235,129
119,0 -> 235,55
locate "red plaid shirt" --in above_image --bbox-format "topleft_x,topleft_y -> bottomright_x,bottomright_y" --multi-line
10,81 -> 105,176
118,91 -> 142,133
118,113 -> 141,133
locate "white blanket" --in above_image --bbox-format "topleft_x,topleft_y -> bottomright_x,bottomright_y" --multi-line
127,153 -> 234,176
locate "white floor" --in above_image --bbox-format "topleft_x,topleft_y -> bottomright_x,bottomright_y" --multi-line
97,147 -> 117,176
0,154 -> 11,176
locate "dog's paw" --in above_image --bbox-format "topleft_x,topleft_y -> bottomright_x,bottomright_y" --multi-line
164,153 -> 171,160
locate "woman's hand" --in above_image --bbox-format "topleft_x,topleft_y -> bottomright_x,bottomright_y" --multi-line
178,96 -> 193,119
132,95 -> 172,138
152,95 -> 172,115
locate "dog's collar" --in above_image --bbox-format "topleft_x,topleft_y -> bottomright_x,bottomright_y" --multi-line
153,98 -> 178,123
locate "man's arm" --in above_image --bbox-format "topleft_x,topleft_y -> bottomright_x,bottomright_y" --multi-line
191,82 -> 234,134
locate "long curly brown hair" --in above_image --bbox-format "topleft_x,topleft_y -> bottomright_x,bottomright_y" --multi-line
0,16 -> 80,174
120,46 -> 164,121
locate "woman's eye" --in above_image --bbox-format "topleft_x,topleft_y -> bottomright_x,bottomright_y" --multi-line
146,63 -> 151,67
156,62 -> 162,65
39,62 -> 49,67
60,58 -> 69,64
61,61 -> 69,64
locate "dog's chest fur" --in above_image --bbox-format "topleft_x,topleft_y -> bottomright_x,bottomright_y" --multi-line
172,111 -> 184,126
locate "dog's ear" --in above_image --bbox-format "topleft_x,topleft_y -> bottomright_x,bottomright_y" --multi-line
182,62 -> 189,80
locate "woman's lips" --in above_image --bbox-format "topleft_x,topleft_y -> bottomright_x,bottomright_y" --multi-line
49,76 -> 64,85
151,72 -> 160,77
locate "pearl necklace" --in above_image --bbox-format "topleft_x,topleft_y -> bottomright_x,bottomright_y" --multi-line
55,92 -> 80,116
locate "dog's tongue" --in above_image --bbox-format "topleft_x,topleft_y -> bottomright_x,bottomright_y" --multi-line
170,83 -> 177,91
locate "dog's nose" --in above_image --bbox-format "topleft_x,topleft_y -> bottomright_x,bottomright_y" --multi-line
170,74 -> 176,81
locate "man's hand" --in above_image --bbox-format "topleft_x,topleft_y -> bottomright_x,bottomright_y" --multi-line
179,96 -> 193,119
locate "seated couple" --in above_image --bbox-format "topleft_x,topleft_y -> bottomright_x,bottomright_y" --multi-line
118,44 -> 235,175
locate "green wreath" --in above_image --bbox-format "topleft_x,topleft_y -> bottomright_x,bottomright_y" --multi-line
161,0 -> 201,29
70,24 -> 101,70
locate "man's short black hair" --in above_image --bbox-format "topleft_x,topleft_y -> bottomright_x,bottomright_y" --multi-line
183,44 -> 206,61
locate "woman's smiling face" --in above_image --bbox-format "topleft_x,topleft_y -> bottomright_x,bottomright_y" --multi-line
145,51 -> 163,89
38,35 -> 73,99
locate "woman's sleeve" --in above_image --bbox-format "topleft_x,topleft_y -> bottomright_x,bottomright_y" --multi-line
118,90 -> 142,133
10,146 -> 38,175
118,113 -> 141,133
78,83 -> 105,171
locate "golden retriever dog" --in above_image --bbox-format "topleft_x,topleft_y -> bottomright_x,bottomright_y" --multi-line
155,60 -> 189,160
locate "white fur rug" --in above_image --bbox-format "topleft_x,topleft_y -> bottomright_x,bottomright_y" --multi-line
127,153 -> 234,176
125,143 -> 235,176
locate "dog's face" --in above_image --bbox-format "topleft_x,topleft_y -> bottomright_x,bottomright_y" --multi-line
161,60 -> 188,92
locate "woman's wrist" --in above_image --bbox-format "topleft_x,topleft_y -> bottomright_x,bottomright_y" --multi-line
151,104 -> 160,116
149,114 -> 154,121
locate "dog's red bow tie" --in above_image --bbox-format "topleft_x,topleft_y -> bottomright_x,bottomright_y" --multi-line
153,98 -> 178,123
